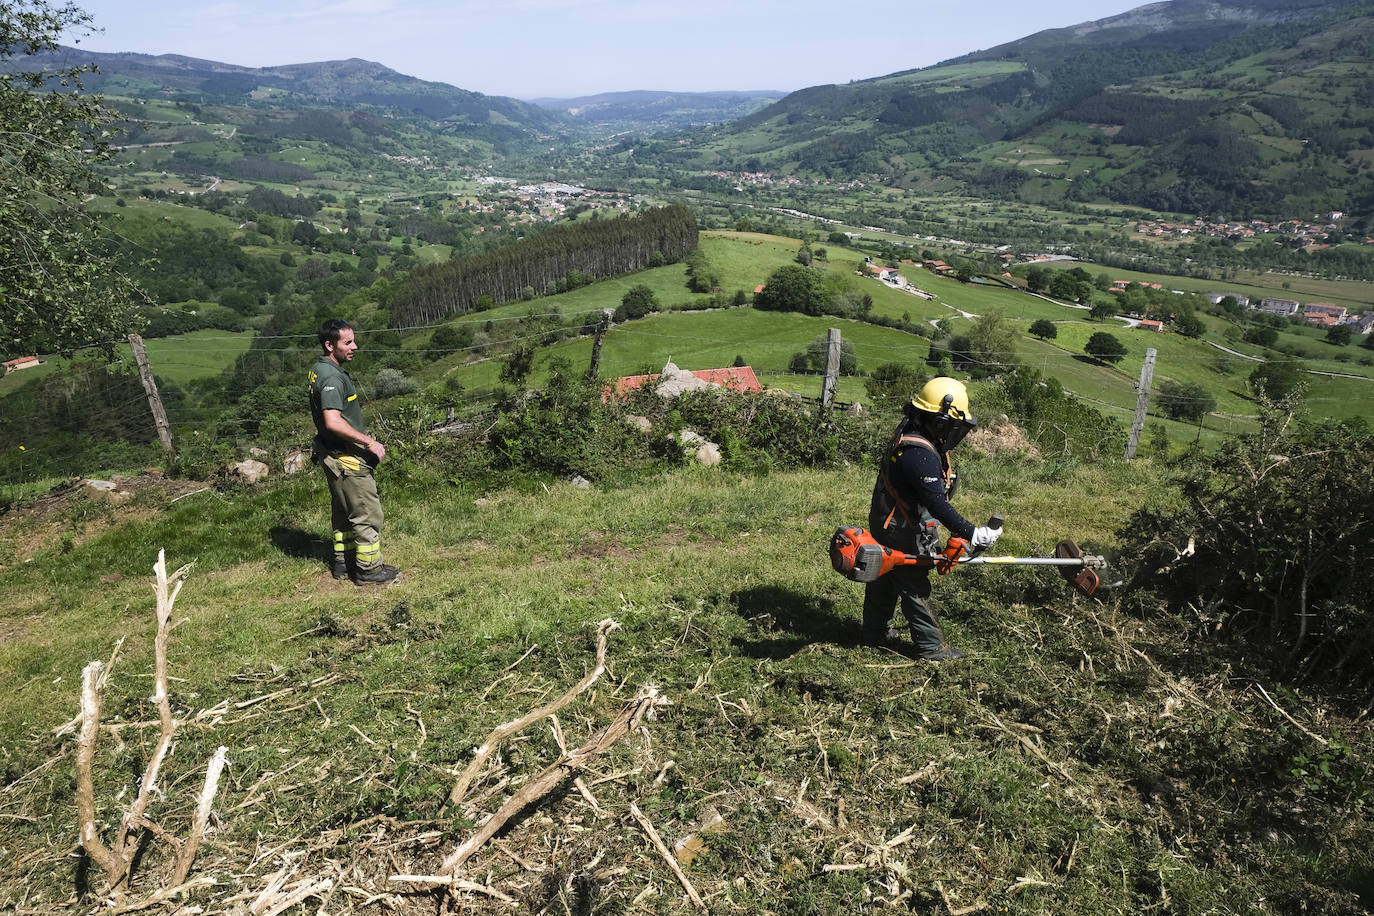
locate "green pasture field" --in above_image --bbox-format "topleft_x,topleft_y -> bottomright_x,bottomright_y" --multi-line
131,330 -> 256,387
870,60 -> 1026,88
442,309 -> 930,398
86,195 -> 246,233
1042,260 -> 1374,313
0,330 -> 255,398
0,359 -> 60,395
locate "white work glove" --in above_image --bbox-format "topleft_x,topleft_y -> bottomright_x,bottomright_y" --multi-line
971,525 -> 1001,549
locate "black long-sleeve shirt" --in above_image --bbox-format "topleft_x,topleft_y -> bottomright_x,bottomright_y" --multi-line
887,438 -> 975,541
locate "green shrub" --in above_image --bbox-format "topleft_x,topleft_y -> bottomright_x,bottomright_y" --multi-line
864,362 -> 927,410
374,368 -> 418,399
986,367 -> 1127,460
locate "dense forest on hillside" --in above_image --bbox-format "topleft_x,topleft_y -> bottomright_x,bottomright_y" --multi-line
391,205 -> 699,325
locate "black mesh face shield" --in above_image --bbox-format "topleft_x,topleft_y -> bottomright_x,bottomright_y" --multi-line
928,412 -> 977,451
939,414 -> 972,450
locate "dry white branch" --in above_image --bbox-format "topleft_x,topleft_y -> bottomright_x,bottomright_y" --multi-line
1251,681 -> 1329,746
436,686 -> 663,873
448,619 -> 618,806
71,549 -> 227,903
76,661 -> 121,886
254,878 -> 334,916
629,802 -> 705,911
573,777 -> 606,817
104,876 -> 219,914
170,746 -> 228,886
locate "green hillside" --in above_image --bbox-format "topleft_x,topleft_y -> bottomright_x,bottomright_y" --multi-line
669,0 -> 1374,225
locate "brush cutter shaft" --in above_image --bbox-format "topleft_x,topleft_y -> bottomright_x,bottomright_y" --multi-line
961,555 -> 1105,567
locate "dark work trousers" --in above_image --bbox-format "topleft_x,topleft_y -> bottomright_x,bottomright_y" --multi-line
862,565 -> 946,655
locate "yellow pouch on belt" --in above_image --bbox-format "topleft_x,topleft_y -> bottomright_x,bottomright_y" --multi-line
336,454 -> 365,473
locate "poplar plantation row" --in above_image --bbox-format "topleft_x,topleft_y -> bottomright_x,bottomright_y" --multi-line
391,205 -> 700,325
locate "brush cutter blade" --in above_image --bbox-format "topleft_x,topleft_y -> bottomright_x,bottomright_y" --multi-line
1055,539 -> 1103,597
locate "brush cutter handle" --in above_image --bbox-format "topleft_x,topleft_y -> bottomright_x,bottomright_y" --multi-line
960,555 -> 1106,567
935,537 -> 967,574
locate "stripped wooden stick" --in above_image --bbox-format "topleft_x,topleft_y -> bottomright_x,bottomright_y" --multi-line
448,619 -> 618,805
170,746 -> 228,886
437,686 -> 661,873
630,803 -> 705,910
76,661 -> 122,886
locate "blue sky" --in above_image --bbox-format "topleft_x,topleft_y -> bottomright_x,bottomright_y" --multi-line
66,0 -> 1146,99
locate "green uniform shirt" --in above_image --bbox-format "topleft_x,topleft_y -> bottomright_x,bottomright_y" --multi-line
309,355 -> 367,454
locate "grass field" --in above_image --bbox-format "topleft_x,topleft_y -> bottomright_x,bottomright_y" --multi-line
0,330 -> 255,399
135,330 -> 256,387
2,433 -> 1371,913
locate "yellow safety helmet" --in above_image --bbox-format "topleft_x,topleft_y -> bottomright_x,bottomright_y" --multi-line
909,377 -> 976,450
910,377 -> 972,421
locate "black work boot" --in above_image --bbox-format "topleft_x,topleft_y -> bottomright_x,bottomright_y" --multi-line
353,563 -> 401,586
330,553 -> 350,580
917,643 -> 964,661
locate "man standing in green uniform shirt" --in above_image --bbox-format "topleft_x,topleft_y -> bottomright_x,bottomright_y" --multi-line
309,319 -> 401,586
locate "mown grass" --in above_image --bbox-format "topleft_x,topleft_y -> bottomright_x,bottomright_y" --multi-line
2,436 -> 1371,914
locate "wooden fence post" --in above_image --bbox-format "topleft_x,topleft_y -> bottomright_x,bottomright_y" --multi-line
588,308 -> 614,379
128,334 -> 176,460
1124,347 -> 1157,460
820,328 -> 841,415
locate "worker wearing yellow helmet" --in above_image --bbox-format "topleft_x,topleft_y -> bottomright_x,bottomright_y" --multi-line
863,377 -> 1001,659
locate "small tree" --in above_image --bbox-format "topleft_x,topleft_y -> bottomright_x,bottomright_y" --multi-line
1029,319 -> 1058,341
374,367 -> 418,398
500,345 -> 536,387
1089,300 -> 1118,322
754,264 -> 827,316
1326,324 -> 1353,347
1085,332 -> 1127,364
1157,379 -> 1216,422
615,284 -> 659,322
1174,312 -> 1206,338
430,321 -> 475,358
1249,360 -> 1305,401
967,308 -> 1017,378
803,334 -> 857,375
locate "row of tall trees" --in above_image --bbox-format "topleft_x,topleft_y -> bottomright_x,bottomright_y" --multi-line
391,205 -> 698,325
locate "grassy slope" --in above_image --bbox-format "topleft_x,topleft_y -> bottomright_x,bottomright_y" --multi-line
1,449 -> 1370,913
